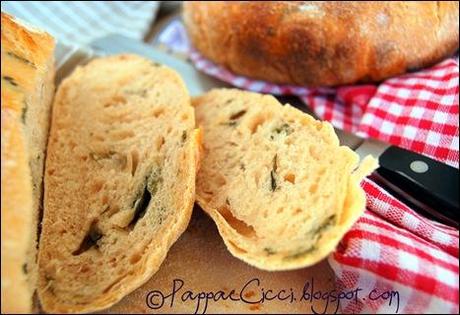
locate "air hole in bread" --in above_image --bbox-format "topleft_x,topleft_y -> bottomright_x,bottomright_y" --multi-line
69,140 -> 77,150
219,205 -> 255,237
104,95 -> 126,108
284,137 -> 294,146
229,109 -> 247,120
201,191 -> 214,202
93,134 -> 106,142
103,112 -> 129,123
90,180 -> 104,194
130,253 -> 142,264
80,265 -> 91,273
127,186 -> 151,230
101,204 -> 119,219
101,194 -> 109,205
152,108 -> 164,118
126,168 -> 162,230
248,113 -> 270,134
110,130 -> 135,141
284,173 -> 296,184
309,146 -> 321,160
130,150 -> 139,176
253,171 -> 261,187
116,154 -> 128,171
309,183 -> 318,193
211,173 -> 227,188
72,220 -> 103,256
156,136 -> 165,151
276,207 -> 284,214
293,208 -> 302,215
181,113 -> 189,121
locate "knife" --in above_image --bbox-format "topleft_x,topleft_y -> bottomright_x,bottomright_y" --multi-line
88,35 -> 459,228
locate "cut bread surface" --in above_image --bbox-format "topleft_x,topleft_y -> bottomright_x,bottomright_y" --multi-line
194,89 -> 377,271
38,54 -> 199,313
1,12 -> 55,314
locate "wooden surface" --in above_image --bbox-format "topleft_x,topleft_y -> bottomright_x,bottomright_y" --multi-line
102,208 -> 337,314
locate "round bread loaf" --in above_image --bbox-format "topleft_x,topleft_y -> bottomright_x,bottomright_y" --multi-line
183,1 -> 459,87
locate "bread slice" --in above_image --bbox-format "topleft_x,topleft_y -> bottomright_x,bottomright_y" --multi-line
194,89 -> 377,271
37,54 -> 200,313
1,13 -> 55,313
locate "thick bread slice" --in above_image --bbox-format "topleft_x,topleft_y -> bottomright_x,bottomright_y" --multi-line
194,89 -> 377,271
1,12 -> 55,314
37,54 -> 200,313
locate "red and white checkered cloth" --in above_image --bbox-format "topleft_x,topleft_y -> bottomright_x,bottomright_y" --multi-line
157,20 -> 459,314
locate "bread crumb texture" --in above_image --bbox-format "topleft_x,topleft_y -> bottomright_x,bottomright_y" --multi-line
38,54 -> 199,313
1,12 -> 55,314
194,89 -> 377,270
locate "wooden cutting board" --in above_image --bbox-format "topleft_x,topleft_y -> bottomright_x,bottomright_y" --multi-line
102,207 -> 337,314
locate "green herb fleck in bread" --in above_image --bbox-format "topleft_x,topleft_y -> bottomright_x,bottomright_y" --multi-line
1,12 -> 55,314
194,89 -> 377,271
37,54 -> 200,313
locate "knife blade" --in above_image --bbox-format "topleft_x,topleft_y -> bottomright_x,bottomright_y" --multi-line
88,35 -> 459,228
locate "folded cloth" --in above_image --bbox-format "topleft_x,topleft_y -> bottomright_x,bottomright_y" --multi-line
157,20 -> 459,314
1,1 -> 159,46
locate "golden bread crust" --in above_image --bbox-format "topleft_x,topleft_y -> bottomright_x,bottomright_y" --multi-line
184,1 -> 459,86
194,89 -> 377,270
37,55 -> 199,313
1,12 -> 55,314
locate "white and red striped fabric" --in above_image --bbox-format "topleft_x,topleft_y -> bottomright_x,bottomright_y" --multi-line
188,48 -> 459,169
158,20 -> 460,314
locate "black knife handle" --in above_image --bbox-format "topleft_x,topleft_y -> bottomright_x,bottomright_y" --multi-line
373,146 -> 459,227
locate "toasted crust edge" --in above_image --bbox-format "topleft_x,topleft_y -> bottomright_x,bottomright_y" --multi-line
196,156 -> 376,271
